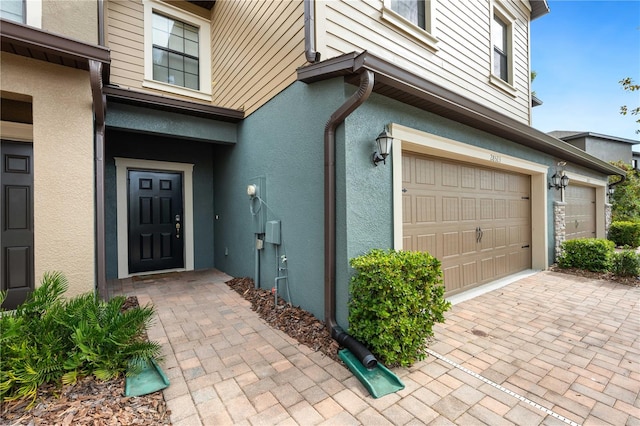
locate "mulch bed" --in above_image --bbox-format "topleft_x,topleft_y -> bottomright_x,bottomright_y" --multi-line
226,277 -> 341,362
549,265 -> 640,287
0,296 -> 171,426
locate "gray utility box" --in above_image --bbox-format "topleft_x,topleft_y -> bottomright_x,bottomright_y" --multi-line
265,220 -> 281,245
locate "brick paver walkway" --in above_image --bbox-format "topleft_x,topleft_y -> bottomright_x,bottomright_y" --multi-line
111,270 -> 639,425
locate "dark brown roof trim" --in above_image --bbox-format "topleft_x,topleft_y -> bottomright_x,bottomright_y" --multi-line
298,51 -> 624,177
0,18 -> 110,73
530,0 -> 550,20
104,85 -> 244,122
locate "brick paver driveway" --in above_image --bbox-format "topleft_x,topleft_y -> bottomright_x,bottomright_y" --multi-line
112,270 -> 639,425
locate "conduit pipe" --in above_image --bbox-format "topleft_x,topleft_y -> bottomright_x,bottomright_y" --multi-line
324,70 -> 377,370
304,0 -> 320,63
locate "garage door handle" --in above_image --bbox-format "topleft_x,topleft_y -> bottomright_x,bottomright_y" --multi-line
476,227 -> 483,243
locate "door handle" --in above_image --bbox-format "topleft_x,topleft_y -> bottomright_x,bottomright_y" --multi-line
175,214 -> 181,239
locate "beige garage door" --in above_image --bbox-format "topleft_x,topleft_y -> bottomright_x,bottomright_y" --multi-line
402,152 -> 532,295
565,184 -> 596,240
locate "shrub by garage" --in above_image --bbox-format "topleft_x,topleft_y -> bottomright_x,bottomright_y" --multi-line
348,249 -> 451,367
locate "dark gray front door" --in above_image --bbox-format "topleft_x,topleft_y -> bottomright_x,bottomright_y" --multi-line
1,141 -> 34,310
128,170 -> 184,273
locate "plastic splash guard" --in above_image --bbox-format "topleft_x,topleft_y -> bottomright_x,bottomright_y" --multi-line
125,359 -> 170,397
338,349 -> 405,398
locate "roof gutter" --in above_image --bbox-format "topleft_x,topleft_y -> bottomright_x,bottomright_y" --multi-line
324,69 -> 377,369
304,0 -> 320,63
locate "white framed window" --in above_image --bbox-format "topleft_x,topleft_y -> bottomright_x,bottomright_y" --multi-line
0,0 -> 41,27
143,0 -> 211,101
381,0 -> 438,51
489,0 -> 516,96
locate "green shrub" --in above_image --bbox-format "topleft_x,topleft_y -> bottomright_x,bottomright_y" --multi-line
608,221 -> 640,248
557,238 -> 615,272
348,249 -> 451,367
611,250 -> 640,277
0,272 -> 161,406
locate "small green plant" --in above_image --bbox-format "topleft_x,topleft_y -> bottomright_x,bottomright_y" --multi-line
608,221 -> 640,248
0,272 -> 161,406
348,249 -> 451,367
611,250 -> 640,277
557,238 -> 615,272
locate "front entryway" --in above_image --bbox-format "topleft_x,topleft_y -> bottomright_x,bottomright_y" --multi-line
1,140 -> 34,309
128,170 -> 184,273
402,152 -> 532,295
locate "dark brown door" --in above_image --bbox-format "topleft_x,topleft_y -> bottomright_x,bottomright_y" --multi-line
1,141 -> 34,310
128,170 -> 184,273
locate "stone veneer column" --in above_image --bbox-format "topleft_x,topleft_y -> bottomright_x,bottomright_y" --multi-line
554,201 -> 567,261
605,203 -> 612,238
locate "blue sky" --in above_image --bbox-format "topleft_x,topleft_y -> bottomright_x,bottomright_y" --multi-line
531,0 -> 640,148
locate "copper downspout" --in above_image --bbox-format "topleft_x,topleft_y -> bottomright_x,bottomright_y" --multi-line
324,70 -> 377,369
90,60 -> 107,299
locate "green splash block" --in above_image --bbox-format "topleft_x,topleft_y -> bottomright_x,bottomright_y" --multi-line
125,359 -> 170,397
338,349 -> 404,398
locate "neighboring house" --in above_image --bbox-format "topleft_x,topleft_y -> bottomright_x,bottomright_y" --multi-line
548,131 -> 639,166
633,151 -> 640,170
1,0 -> 625,338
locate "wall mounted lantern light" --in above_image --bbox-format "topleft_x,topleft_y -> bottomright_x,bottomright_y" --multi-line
548,162 -> 569,190
372,127 -> 393,166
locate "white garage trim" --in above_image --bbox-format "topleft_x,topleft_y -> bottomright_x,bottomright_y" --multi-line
390,123 -> 549,271
562,171 -> 607,239
115,157 -> 194,278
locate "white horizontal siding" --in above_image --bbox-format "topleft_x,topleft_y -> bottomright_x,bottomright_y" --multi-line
317,0 -> 533,124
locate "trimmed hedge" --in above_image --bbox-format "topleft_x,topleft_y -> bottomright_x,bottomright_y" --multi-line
348,249 -> 451,367
611,250 -> 640,277
557,238 -> 615,272
608,221 -> 640,248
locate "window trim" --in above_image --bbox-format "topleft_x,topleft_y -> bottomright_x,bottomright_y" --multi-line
143,0 -> 211,101
381,0 -> 438,52
489,0 -> 516,97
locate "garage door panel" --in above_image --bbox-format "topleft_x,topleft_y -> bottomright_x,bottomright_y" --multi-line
442,197 -> 459,221
462,198 -> 476,220
442,232 -> 460,257
402,195 -> 412,224
403,152 -> 531,295
565,184 -> 596,240
462,262 -> 477,287
462,230 -> 477,254
416,234 -> 436,253
416,196 -> 436,223
403,235 -> 412,251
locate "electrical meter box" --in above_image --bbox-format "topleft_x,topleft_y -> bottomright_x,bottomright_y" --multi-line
265,220 -> 281,245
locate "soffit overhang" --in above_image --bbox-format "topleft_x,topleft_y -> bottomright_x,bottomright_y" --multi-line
0,19 -> 110,78
104,85 -> 244,123
298,51 -> 624,177
530,0 -> 550,20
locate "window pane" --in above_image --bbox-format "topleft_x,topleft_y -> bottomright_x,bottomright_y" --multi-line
492,15 -> 507,52
185,74 -> 199,91
391,0 -> 425,29
152,47 -> 168,66
494,49 -> 508,81
184,26 -> 199,42
153,64 -> 169,83
185,40 -> 199,57
184,57 -> 199,74
153,13 -> 170,31
169,72 -> 184,87
153,28 -> 169,49
168,34 -> 184,52
0,0 -> 24,23
168,52 -> 184,72
170,21 -> 184,38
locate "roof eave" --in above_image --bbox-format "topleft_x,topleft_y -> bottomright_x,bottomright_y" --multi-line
530,0 -> 550,20
298,51 -> 625,178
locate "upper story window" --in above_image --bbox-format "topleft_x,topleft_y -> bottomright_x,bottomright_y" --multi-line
492,15 -> 508,82
0,0 -> 41,28
382,0 -> 438,51
152,13 -> 200,90
489,1 -> 516,96
143,0 -> 211,101
391,0 -> 425,30
1,0 -> 24,23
